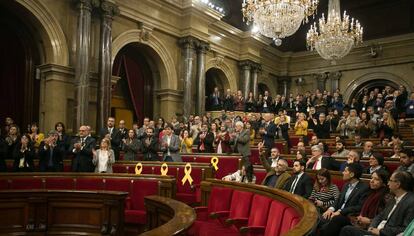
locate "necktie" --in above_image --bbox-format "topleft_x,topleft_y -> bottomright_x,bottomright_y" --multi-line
48,147 -> 54,167
312,159 -> 319,170
289,175 -> 299,193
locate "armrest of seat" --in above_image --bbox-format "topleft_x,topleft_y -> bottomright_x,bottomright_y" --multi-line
125,196 -> 131,210
194,206 -> 208,214
225,217 -> 248,227
209,211 -> 230,219
239,226 -> 265,235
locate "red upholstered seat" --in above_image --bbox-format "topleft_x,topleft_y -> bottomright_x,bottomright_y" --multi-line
263,201 -> 289,236
9,178 -> 43,189
279,207 -> 301,235
44,177 -> 74,190
250,148 -> 260,165
75,178 -> 104,190
124,179 -> 159,224
176,167 -> 202,205
112,164 -> 127,173
0,179 -> 9,190
187,187 -> 233,236
104,178 -> 131,192
331,177 -> 345,191
254,170 -> 267,184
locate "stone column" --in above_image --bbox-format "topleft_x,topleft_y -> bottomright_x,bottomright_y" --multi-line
329,71 -> 342,92
74,0 -> 92,129
251,64 -> 261,99
314,73 -> 328,91
97,0 -> 119,132
178,36 -> 197,118
277,77 -> 291,97
239,60 -> 252,99
195,41 -> 209,115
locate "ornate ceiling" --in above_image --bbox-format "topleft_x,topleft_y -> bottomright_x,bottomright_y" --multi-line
215,0 -> 414,52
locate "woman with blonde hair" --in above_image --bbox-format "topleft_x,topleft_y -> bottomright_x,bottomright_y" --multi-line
294,112 -> 308,143
179,129 -> 193,153
377,111 -> 396,139
92,138 -> 115,173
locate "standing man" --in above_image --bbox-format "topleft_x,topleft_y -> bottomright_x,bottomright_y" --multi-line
142,127 -> 159,161
99,117 -> 121,160
260,113 -> 277,150
231,121 -> 251,165
71,125 -> 96,172
160,124 -> 182,162
39,130 -> 64,172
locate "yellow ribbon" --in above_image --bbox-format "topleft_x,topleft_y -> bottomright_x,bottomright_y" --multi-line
181,163 -> 193,186
135,163 -> 143,175
211,156 -> 219,171
160,163 -> 168,176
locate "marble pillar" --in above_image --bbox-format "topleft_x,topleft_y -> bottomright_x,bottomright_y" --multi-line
314,73 -> 328,91
329,71 -> 342,92
97,0 -> 118,132
74,0 -> 92,129
239,60 -> 252,99
251,64 -> 261,99
195,41 -> 209,115
178,36 -> 197,118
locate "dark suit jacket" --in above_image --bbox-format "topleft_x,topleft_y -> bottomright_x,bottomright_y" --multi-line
12,145 -> 35,172
283,172 -> 314,199
370,192 -> 414,236
262,122 -> 277,149
38,141 -> 64,172
314,121 -> 331,139
331,181 -> 369,216
70,136 -> 96,172
307,156 -> 341,171
195,132 -> 214,153
99,127 -> 121,160
141,135 -> 159,161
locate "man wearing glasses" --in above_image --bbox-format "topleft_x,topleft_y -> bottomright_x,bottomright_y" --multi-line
71,125 -> 96,172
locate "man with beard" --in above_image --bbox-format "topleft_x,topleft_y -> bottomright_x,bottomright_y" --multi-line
258,142 -> 291,189
284,159 -> 314,199
142,127 -> 159,161
332,140 -> 350,158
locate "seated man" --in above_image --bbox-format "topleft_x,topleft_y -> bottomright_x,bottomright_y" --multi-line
258,142 -> 291,189
340,171 -> 414,236
319,163 -> 369,236
340,150 -> 363,172
361,141 -> 374,159
332,140 -> 350,158
284,159 -> 313,199
353,134 -> 363,147
396,149 -> 414,177
306,145 -> 340,171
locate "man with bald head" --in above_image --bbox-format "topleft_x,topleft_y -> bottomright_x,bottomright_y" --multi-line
361,141 -> 374,159
259,142 -> 291,189
259,113 -> 277,150
71,125 -> 96,172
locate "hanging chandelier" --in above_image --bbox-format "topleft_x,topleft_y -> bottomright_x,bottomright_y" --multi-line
306,0 -> 363,64
242,0 -> 318,46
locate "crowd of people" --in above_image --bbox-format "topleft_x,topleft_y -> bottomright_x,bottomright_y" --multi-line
1,85 -> 414,235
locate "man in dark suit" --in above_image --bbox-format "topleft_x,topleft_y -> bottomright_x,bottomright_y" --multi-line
39,130 -> 64,172
319,163 -> 369,236
231,121 -> 251,165
142,127 -> 159,161
160,124 -> 181,162
283,159 -> 313,199
71,125 -> 96,172
195,123 -> 214,153
306,145 -> 340,171
339,171 -> 414,236
259,113 -> 277,150
99,117 -> 121,160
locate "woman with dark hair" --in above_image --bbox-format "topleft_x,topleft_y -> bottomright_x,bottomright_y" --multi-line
309,168 -> 340,212
215,124 -> 231,154
55,122 -> 70,153
5,124 -> 20,159
356,111 -> 375,138
13,134 -> 35,172
122,129 -> 140,161
222,162 -> 256,183
29,122 -> 44,150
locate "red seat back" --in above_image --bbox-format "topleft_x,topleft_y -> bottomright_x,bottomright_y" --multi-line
75,178 -> 104,190
248,195 -> 273,227
130,179 -> 158,210
9,178 -> 43,189
264,201 -> 288,236
207,187 -> 233,214
254,169 -> 267,184
0,179 -> 9,190
228,190 -> 253,219
45,177 -> 74,190
104,178 -> 131,193
279,207 -> 301,235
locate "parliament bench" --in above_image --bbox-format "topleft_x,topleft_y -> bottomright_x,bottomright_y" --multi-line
188,179 -> 318,236
0,173 -> 175,227
111,161 -> 214,205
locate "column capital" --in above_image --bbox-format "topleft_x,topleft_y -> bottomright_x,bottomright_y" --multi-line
74,0 -> 93,11
251,63 -> 262,72
195,40 -> 210,53
100,0 -> 119,18
313,72 -> 328,82
178,36 -> 199,49
238,60 -> 255,70
328,71 -> 342,81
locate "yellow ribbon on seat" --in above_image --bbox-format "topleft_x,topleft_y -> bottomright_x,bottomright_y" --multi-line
211,156 -> 219,171
135,163 -> 143,175
181,163 -> 193,186
160,163 -> 168,176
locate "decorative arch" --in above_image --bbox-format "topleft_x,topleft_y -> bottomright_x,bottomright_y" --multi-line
258,75 -> 277,96
206,58 -> 237,92
16,0 -> 69,66
112,30 -> 178,90
343,72 -> 412,103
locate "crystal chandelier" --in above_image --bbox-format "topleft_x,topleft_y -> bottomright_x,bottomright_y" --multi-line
306,0 -> 363,64
242,0 -> 318,46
